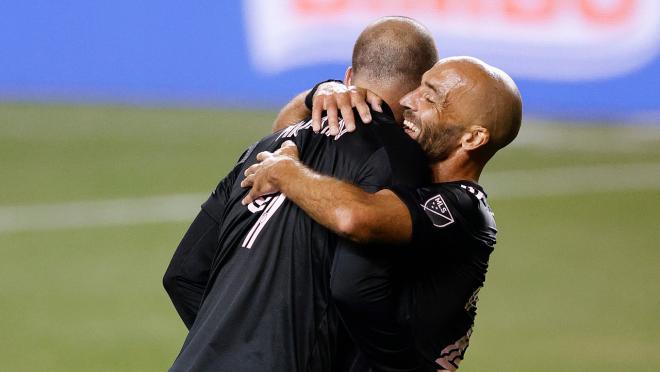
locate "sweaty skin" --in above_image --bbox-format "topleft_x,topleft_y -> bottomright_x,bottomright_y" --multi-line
242,57 -> 522,245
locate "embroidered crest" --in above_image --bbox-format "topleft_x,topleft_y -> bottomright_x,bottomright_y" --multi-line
421,194 -> 454,228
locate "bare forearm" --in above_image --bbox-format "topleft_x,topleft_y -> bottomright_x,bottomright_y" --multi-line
273,161 -> 371,241
271,161 -> 411,244
272,91 -> 311,132
240,141 -> 412,244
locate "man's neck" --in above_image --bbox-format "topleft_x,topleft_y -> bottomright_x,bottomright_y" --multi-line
430,157 -> 483,184
352,80 -> 405,124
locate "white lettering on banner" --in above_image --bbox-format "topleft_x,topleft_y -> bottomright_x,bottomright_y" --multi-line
243,0 -> 660,80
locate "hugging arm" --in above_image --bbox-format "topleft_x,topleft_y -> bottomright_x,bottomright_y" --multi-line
241,143 -> 412,245
272,81 -> 382,134
272,90 -> 311,132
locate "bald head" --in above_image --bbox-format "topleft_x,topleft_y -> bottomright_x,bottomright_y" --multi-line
399,57 -> 522,166
437,56 -> 522,152
351,17 -> 438,96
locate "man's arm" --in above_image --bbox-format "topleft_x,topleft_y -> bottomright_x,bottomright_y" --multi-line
163,209 -> 220,329
241,143 -> 412,245
163,146 -> 251,329
272,91 -> 310,132
272,82 -> 381,133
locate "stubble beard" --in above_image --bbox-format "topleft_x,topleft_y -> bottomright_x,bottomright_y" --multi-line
419,123 -> 464,163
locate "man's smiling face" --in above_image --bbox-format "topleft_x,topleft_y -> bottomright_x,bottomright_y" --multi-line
399,63 -> 468,162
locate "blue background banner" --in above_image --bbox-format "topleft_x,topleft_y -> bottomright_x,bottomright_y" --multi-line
1,1 -> 659,122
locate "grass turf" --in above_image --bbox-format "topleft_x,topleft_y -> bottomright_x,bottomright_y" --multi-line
1,103 -> 659,371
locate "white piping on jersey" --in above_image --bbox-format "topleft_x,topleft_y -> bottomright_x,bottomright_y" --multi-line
242,193 -> 287,249
460,184 -> 485,200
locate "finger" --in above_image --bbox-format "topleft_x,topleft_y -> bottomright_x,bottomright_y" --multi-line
241,181 -> 266,204
351,91 -> 372,126
366,92 -> 383,113
336,91 -> 355,132
244,163 -> 260,177
242,182 -> 272,205
355,101 -> 371,126
255,151 -> 273,162
240,174 -> 255,188
281,140 -> 296,149
242,189 -> 257,205
279,140 -> 299,159
325,98 -> 339,136
312,95 -> 324,132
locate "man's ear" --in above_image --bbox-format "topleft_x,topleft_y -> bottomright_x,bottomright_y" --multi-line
461,126 -> 490,151
344,66 -> 353,86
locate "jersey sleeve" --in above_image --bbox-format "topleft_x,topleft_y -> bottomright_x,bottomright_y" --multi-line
163,145 -> 254,329
388,185 -> 463,251
163,209 -> 220,329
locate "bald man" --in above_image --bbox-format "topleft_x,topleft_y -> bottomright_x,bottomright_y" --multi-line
164,17 -> 438,372
242,57 -> 523,371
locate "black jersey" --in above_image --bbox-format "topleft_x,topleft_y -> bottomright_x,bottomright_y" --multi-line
389,182 -> 497,372
168,105 -> 428,372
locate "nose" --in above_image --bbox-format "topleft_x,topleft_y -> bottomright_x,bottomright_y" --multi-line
399,89 -> 417,111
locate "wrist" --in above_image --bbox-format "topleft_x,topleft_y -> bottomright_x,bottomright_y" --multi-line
269,157 -> 301,192
304,79 -> 343,110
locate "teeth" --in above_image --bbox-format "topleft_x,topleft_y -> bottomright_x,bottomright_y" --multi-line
403,120 -> 420,133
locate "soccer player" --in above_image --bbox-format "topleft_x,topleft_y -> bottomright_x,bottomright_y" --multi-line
241,57 -> 523,371
163,17 -> 438,371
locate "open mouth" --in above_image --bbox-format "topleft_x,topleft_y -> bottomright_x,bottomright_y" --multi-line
403,119 -> 420,137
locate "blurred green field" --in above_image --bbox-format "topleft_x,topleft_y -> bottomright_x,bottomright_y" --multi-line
1,103 -> 659,371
